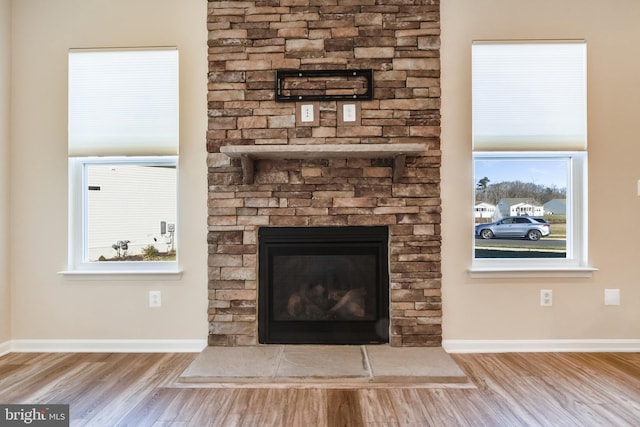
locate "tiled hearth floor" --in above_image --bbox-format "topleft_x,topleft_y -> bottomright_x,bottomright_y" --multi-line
178,345 -> 470,388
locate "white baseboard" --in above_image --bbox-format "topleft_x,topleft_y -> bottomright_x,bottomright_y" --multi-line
443,339 -> 640,353
4,339 -> 639,355
0,340 -> 10,357
6,339 -> 207,354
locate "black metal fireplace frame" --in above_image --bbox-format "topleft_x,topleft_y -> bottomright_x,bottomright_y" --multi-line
258,226 -> 390,345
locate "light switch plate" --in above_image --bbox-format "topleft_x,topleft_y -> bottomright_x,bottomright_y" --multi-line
337,101 -> 361,126
343,104 -> 357,121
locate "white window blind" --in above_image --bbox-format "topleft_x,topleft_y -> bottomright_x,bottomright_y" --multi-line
68,48 -> 178,156
472,41 -> 586,151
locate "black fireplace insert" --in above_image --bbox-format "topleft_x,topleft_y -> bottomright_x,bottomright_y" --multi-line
258,226 -> 390,344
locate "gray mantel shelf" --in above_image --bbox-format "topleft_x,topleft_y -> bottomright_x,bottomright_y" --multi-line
219,143 -> 427,184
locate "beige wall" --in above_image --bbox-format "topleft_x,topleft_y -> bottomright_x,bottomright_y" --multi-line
0,0 -> 10,344
6,0 -> 640,346
9,0 -> 208,340
441,0 -> 640,340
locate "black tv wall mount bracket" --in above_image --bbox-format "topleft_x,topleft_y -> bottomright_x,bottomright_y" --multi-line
275,69 -> 373,102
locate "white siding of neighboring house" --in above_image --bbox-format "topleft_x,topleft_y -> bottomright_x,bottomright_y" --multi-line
474,202 -> 495,218
496,198 -> 544,217
87,164 -> 177,260
509,202 -> 544,216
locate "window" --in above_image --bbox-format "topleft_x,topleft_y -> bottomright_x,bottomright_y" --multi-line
471,41 -> 593,276
65,48 -> 179,274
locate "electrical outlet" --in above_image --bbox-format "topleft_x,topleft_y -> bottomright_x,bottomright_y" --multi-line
300,104 -> 314,122
540,289 -> 553,307
149,291 -> 161,308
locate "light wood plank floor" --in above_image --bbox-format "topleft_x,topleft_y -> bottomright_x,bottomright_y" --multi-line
0,351 -> 639,426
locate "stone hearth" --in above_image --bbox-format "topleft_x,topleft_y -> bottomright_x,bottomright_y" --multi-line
206,0 -> 442,347
179,346 -> 468,386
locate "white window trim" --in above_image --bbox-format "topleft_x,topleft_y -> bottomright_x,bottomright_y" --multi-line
59,156 -> 181,279
469,151 -> 597,278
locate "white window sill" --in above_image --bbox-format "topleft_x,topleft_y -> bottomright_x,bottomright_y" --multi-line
58,269 -> 183,281
468,266 -> 598,279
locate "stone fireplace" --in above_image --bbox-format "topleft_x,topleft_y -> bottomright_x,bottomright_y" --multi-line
207,0 -> 442,347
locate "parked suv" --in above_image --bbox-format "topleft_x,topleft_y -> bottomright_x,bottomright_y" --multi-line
475,216 -> 551,241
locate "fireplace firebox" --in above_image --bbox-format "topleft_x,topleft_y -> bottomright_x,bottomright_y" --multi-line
258,226 -> 390,344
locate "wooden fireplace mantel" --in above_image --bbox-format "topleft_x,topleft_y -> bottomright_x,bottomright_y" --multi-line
219,143 -> 427,184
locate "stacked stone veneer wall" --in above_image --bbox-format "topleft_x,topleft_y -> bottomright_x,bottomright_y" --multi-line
207,0 -> 442,347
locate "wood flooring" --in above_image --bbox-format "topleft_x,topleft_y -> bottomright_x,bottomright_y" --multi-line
0,351 -> 639,426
